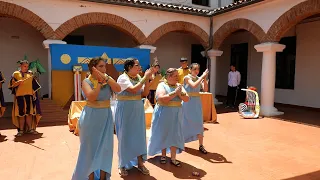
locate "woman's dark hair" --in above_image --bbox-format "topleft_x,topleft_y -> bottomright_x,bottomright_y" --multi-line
88,57 -> 104,73
124,58 -> 137,72
165,68 -> 177,78
189,63 -> 200,70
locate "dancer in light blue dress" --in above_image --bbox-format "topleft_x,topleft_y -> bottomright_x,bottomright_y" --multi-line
115,58 -> 153,176
182,63 -> 209,154
148,68 -> 189,167
72,57 -> 121,180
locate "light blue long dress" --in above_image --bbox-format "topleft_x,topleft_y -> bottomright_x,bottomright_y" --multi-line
147,82 -> 185,156
182,75 -> 204,143
115,73 -> 147,169
72,78 -> 114,180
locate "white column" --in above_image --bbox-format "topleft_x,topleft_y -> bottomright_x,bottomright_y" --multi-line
138,45 -> 157,53
254,42 -> 286,116
206,49 -> 223,105
43,40 -> 67,99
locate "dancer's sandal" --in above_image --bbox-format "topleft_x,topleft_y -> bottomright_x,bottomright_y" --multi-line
118,167 -> 128,177
160,156 -> 167,164
199,145 -> 208,154
27,129 -> 39,135
16,131 -> 24,137
170,159 -> 181,167
137,165 -> 150,175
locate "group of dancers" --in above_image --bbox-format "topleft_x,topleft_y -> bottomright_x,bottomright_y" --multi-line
72,57 -> 210,180
0,60 -> 42,137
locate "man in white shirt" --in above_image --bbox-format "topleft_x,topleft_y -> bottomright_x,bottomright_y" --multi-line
226,65 -> 241,108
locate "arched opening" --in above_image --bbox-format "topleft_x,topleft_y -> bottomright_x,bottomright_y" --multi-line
54,12 -> 146,44
0,15 -> 49,103
147,21 -> 209,75
0,2 -> 55,105
270,13 -> 320,110
213,19 -> 266,104
54,23 -> 143,107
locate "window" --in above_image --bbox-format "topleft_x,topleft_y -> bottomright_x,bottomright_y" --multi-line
192,0 -> 209,6
275,36 -> 296,89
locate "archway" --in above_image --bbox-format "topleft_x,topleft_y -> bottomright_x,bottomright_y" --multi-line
213,18 -> 266,49
54,12 -> 146,45
263,0 -> 320,109
146,21 -> 209,75
53,13 -> 148,107
0,2 -> 52,103
0,1 -> 54,39
145,21 -> 209,48
265,0 -> 320,42
212,19 -> 266,103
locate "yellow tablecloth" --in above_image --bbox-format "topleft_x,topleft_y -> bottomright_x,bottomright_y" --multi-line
200,92 -> 218,123
68,94 -> 217,135
68,101 -> 87,136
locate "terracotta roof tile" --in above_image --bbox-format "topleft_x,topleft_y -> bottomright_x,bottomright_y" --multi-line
81,0 -> 263,16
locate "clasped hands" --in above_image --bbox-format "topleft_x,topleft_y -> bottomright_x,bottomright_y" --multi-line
92,67 -> 110,84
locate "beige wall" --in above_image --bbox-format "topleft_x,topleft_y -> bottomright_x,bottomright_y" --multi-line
216,20 -> 320,108
151,32 -> 200,70
69,25 -> 137,47
0,17 -> 48,102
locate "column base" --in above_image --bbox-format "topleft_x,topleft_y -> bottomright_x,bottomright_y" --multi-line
214,98 -> 223,105
260,106 -> 284,117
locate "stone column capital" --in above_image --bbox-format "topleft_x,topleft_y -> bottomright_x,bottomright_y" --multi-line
138,45 -> 157,53
43,39 -> 67,49
201,49 -> 223,59
254,42 -> 286,53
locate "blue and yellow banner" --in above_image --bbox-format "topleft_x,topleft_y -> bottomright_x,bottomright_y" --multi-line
50,44 -> 150,71
49,44 -> 150,107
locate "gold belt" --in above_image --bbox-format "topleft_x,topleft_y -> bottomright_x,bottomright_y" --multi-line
188,92 -> 200,97
86,100 -> 110,108
117,95 -> 141,101
157,101 -> 182,107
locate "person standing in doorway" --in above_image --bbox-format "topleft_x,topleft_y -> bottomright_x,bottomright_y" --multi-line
226,65 -> 241,108
177,57 -> 190,84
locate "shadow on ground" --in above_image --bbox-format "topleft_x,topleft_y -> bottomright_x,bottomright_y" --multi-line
148,156 -> 207,179
281,170 -> 320,180
184,147 -> 232,164
13,133 -> 45,150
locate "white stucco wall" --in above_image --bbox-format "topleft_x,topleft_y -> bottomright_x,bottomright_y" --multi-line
212,0 -> 308,34
216,20 -> 320,108
0,17 -> 48,102
1,0 -> 210,37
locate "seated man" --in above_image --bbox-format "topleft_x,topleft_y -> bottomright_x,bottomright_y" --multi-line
238,86 -> 260,119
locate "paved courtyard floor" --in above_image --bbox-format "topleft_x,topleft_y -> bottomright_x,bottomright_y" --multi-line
0,111 -> 319,180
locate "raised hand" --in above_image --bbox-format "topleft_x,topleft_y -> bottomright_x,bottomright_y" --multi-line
144,69 -> 153,78
202,69 -> 209,78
